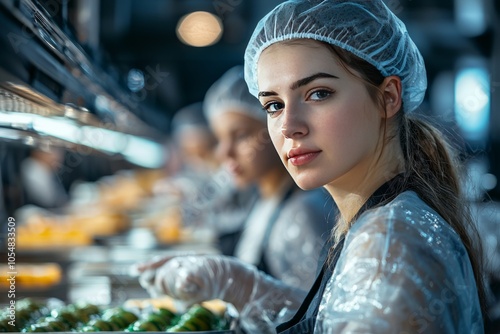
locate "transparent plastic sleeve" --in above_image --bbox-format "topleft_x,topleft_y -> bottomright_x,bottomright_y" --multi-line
137,255 -> 307,333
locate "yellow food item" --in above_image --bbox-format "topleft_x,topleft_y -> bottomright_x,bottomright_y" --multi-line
98,175 -> 146,211
66,209 -> 129,236
0,263 -> 62,288
153,207 -> 182,244
134,169 -> 165,195
17,224 -> 92,249
16,207 -> 129,249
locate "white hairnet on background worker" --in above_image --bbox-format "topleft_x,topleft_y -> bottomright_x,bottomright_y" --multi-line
204,65 -> 267,122
135,1 -> 484,333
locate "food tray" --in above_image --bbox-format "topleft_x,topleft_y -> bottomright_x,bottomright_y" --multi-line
1,298 -> 240,334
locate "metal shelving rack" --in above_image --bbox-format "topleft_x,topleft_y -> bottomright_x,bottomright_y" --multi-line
0,0 -> 170,305
0,0 -> 165,156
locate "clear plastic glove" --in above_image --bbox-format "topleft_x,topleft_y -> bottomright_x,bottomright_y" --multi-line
135,254 -> 307,333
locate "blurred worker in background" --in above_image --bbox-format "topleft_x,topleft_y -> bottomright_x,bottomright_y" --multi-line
154,102 -> 221,201
170,102 -> 219,173
20,147 -> 69,209
154,102 -> 256,241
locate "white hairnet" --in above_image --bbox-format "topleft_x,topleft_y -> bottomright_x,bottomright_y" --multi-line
171,102 -> 208,134
204,66 -> 267,123
244,0 -> 427,113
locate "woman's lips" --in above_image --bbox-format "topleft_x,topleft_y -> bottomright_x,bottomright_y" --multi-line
226,162 -> 243,176
287,149 -> 321,166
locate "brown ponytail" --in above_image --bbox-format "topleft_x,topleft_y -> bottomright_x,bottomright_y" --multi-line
399,113 -> 488,319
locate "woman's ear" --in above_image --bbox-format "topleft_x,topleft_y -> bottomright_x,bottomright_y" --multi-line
381,76 -> 402,118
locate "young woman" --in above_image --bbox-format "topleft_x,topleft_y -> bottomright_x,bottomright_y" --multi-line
136,1 -> 485,333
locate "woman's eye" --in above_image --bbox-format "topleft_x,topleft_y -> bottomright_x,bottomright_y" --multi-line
263,101 -> 284,115
309,90 -> 332,101
234,131 -> 249,141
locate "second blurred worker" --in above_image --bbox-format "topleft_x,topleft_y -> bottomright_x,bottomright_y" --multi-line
203,66 -> 335,290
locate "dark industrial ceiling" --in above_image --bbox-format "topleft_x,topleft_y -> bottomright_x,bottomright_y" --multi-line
95,0 -> 278,132
42,0 -> 499,134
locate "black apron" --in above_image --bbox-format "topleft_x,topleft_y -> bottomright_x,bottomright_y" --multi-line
276,175 -> 405,333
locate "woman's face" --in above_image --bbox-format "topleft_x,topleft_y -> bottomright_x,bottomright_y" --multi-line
257,40 -> 384,190
210,110 -> 281,188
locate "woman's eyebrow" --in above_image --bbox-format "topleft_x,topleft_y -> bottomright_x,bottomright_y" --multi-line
258,72 -> 339,97
258,91 -> 277,97
290,72 -> 339,90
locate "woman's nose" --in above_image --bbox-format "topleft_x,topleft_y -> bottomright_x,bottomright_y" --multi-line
215,141 -> 231,160
280,108 -> 308,139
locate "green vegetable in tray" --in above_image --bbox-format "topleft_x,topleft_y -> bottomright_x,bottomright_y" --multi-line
16,301 -> 102,332
80,325 -> 99,332
101,308 -> 139,329
50,309 -> 79,327
146,313 -> 170,329
157,308 -> 176,324
75,303 -> 100,315
22,323 -> 52,332
22,315 -> 71,334
0,298 -> 49,332
125,308 -> 178,332
166,324 -> 197,332
16,299 -> 44,314
104,314 -> 127,329
85,319 -> 120,332
1,298 -> 231,333
125,320 -> 162,332
0,318 -> 18,332
66,303 -> 101,323
35,317 -> 69,332
165,305 -> 217,332
14,309 -> 35,327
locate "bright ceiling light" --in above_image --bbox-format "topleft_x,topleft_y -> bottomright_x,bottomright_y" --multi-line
176,11 -> 223,47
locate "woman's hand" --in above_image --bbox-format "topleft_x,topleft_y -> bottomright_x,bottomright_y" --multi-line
133,254 -> 307,333
135,255 -> 259,310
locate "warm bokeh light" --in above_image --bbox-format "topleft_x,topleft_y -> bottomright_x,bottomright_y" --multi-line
176,11 -> 223,47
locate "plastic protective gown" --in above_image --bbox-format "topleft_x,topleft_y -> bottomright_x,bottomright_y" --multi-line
314,190 -> 483,333
264,187 -> 334,289
136,190 -> 483,333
